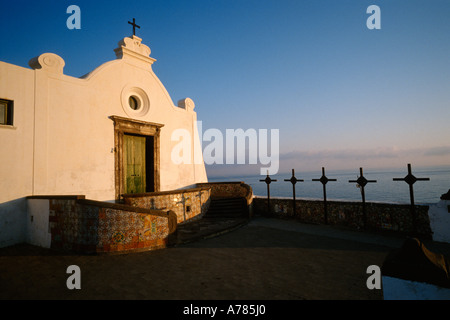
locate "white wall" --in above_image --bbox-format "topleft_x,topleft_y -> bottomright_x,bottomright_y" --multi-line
0,62 -> 35,247
31,36 -> 207,199
0,62 -> 35,204
0,36 -> 208,248
26,198 -> 51,248
0,198 -> 27,248
0,36 -> 207,203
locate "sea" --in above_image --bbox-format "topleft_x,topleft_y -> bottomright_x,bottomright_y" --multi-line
208,166 -> 450,205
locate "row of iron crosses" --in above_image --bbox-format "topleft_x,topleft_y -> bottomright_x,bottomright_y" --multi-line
127,18 -> 430,234
260,163 -> 430,234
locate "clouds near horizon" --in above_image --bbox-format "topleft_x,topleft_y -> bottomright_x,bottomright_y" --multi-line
205,145 -> 450,177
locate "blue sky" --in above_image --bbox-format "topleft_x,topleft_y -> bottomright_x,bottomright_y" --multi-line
1,0 -> 450,176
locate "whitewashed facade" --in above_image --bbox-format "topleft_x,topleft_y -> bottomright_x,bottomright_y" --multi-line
0,35 -> 207,247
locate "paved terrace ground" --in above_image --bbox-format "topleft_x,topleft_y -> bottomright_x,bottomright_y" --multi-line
2,216 -> 450,301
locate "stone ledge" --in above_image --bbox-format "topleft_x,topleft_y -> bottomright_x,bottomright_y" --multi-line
122,186 -> 210,198
27,195 -> 86,200
77,198 -> 171,218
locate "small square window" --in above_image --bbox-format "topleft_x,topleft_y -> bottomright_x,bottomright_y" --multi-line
0,99 -> 13,126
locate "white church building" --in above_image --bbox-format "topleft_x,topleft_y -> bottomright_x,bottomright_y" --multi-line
0,34 -> 208,248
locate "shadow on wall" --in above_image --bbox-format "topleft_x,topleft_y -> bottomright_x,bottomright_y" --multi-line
0,198 -> 28,248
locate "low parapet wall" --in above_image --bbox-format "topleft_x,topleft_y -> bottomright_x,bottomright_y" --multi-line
122,186 -> 211,224
26,195 -> 176,254
196,182 -> 253,205
253,197 -> 432,238
122,182 -> 254,223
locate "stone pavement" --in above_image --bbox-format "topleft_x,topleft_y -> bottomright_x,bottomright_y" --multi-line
169,216 -> 249,246
2,216 -> 450,300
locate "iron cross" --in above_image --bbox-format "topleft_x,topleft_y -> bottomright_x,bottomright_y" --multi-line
349,167 -> 377,229
128,18 -> 140,36
393,163 -> 430,235
260,171 -> 277,214
284,169 -> 304,216
312,167 -> 337,224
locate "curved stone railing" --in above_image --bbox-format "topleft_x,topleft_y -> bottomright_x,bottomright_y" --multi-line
195,182 -> 253,204
122,186 -> 212,224
123,182 -> 254,223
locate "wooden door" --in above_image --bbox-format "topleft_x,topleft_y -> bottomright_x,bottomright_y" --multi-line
124,134 -> 146,194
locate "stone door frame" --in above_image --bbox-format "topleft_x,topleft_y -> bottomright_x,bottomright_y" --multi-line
110,115 -> 164,200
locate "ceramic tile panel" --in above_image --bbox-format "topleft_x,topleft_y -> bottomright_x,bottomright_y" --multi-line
48,198 -> 170,254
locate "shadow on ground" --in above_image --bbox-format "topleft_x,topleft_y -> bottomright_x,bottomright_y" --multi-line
1,218 -> 413,300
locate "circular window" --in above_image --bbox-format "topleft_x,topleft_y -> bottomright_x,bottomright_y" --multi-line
121,86 -> 150,117
129,96 -> 140,110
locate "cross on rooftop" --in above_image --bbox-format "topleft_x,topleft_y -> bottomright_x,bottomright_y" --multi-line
128,18 -> 140,36
312,167 -> 337,224
349,167 -> 377,228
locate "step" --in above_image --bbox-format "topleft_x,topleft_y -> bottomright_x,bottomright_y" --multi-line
206,197 -> 248,218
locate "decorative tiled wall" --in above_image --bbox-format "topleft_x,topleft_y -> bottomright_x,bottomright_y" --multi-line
47,198 -> 175,254
123,187 -> 211,224
253,197 -> 432,238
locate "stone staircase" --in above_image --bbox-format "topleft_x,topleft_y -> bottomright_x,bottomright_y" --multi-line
168,197 -> 249,246
205,197 -> 248,219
